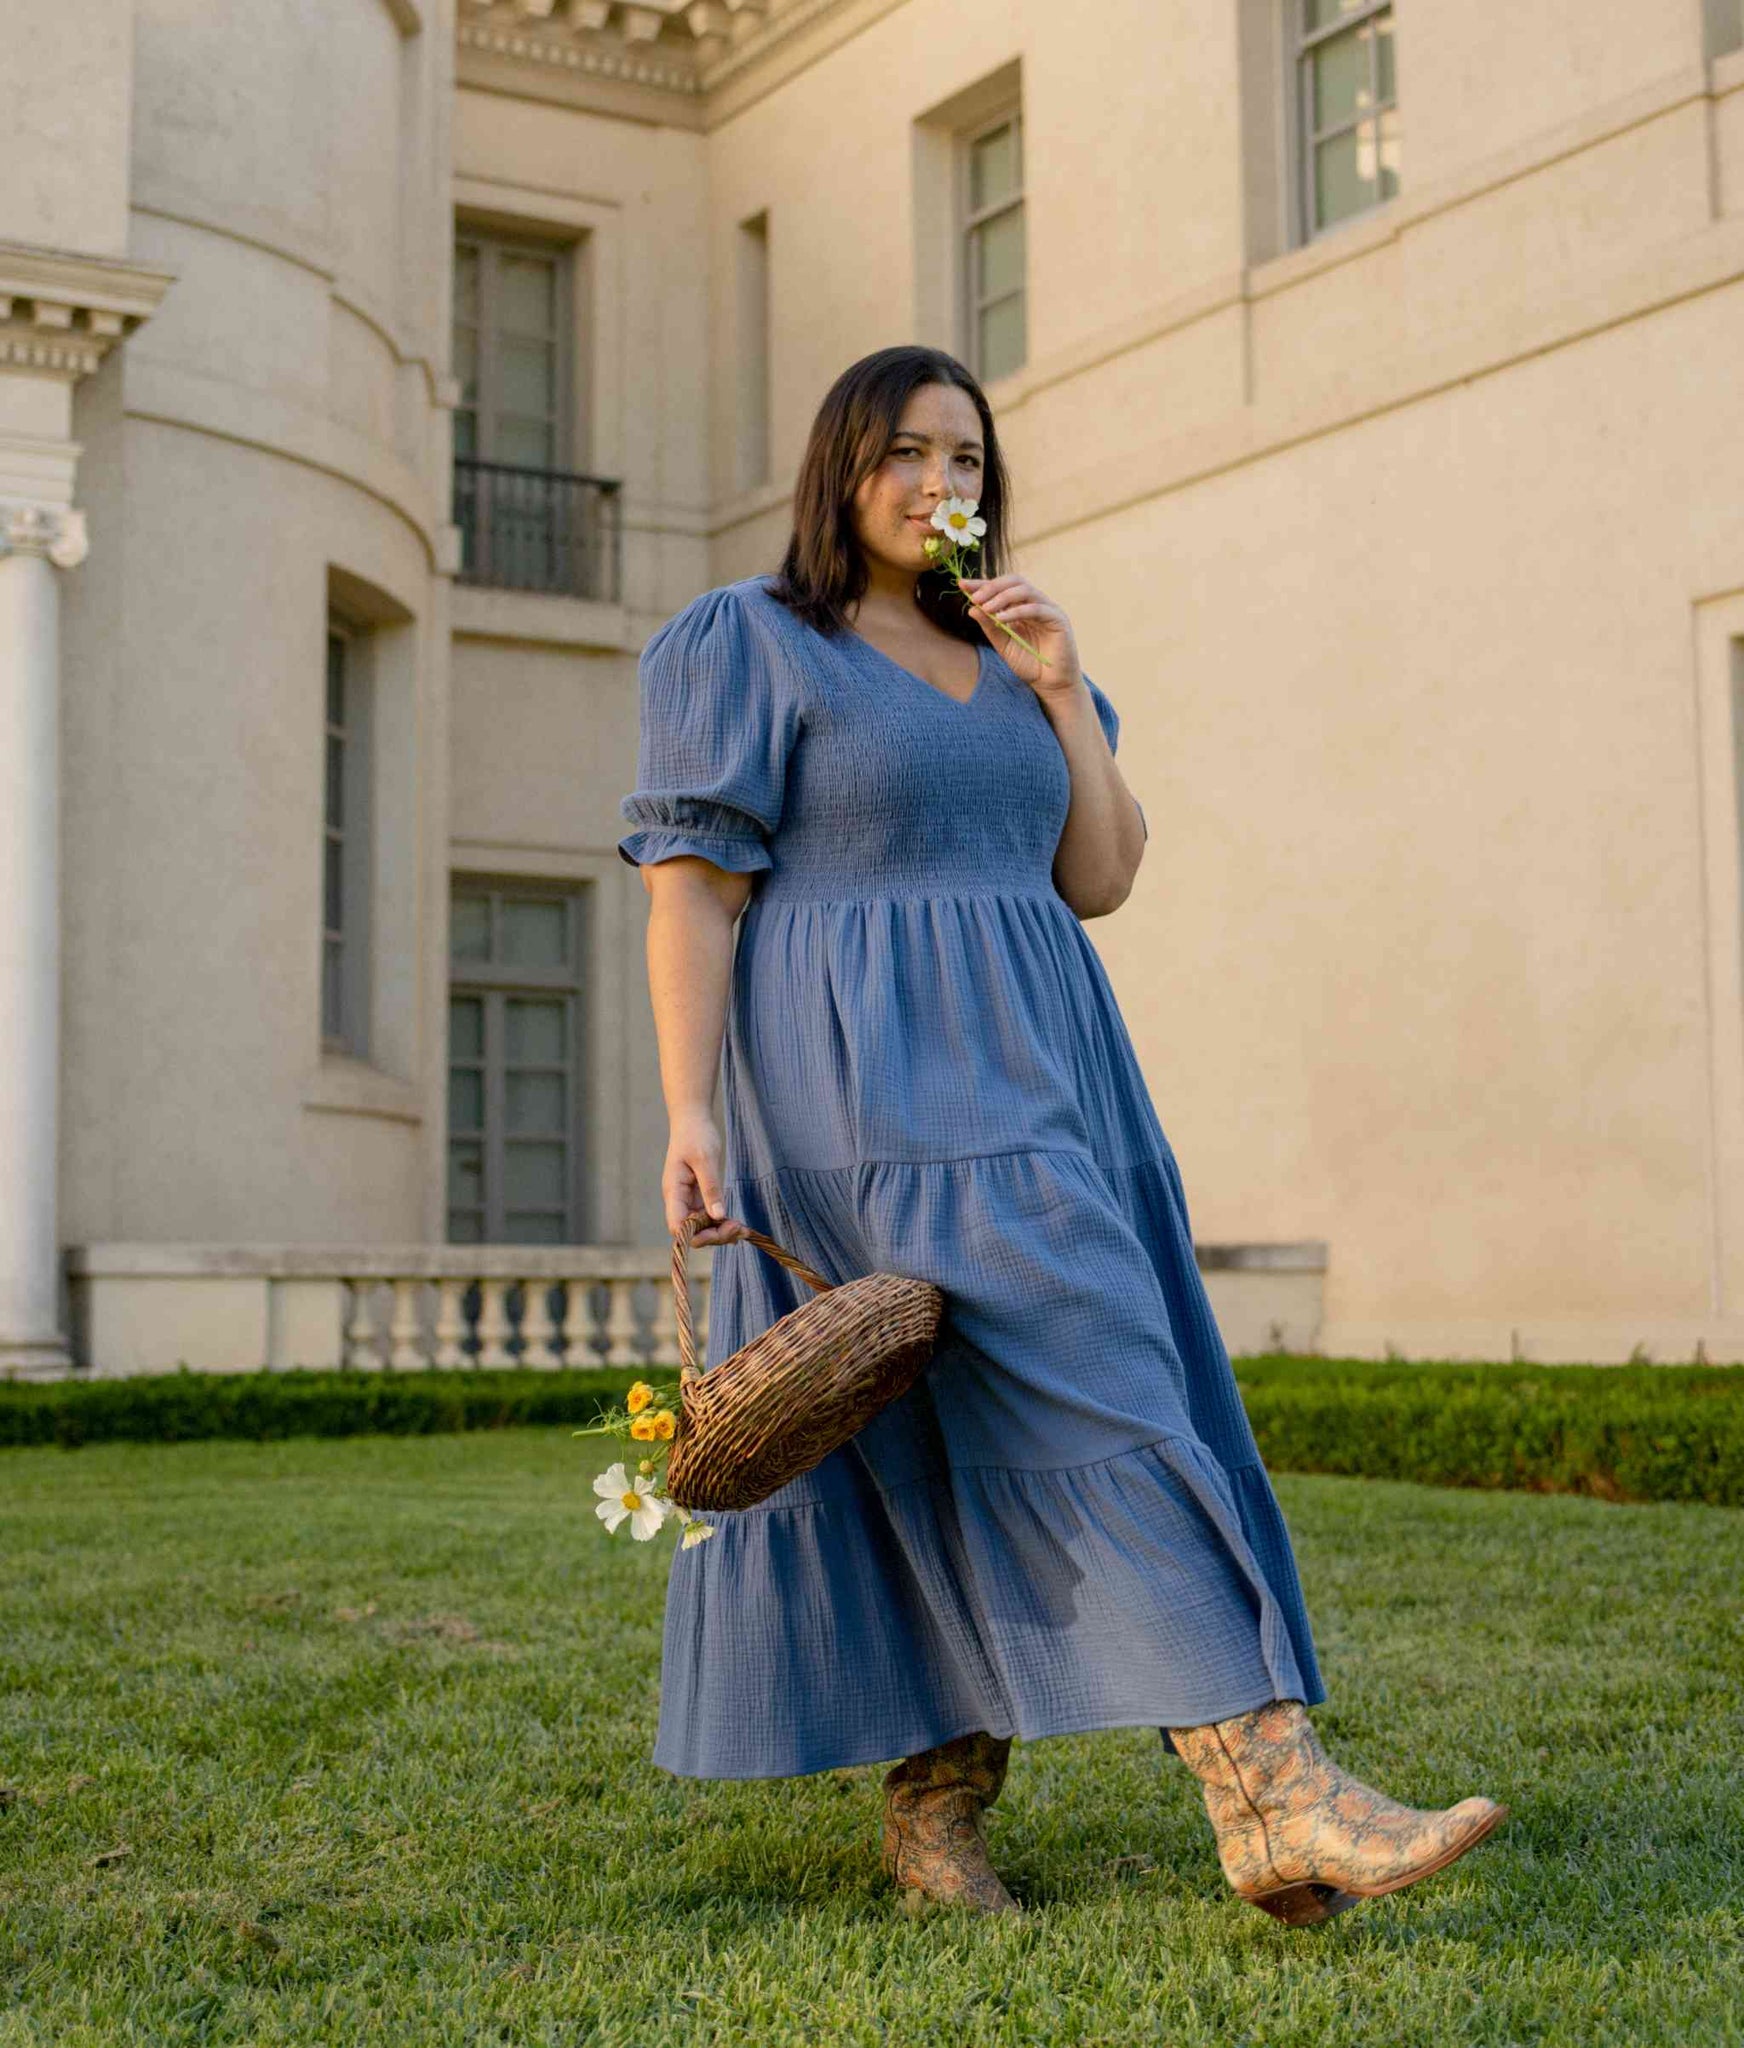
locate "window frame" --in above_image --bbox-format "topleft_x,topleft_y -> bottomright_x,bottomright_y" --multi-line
959,105 -> 1027,386
1291,0 -> 1399,245
452,228 -> 576,475
447,879 -> 591,1247
321,614 -> 373,1060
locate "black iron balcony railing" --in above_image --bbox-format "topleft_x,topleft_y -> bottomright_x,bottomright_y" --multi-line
452,458 -> 623,603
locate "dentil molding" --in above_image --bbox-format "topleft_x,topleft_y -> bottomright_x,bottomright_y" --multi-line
0,242 -> 174,386
0,501 -> 89,569
455,0 -> 833,96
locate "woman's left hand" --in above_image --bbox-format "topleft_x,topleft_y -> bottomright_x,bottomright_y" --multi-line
956,575 -> 1082,697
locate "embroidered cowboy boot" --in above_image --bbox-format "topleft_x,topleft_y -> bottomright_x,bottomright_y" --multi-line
880,1730 -> 1021,1915
1167,1700 -> 1507,1928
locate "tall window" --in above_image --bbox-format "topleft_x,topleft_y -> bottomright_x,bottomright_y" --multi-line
735,211 -> 772,495
452,231 -> 569,470
448,883 -> 589,1245
1295,1 -> 1399,240
963,110 -> 1026,384
1706,0 -> 1744,59
321,619 -> 372,1057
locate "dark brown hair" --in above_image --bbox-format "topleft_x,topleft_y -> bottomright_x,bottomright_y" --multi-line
767,345 -> 1012,641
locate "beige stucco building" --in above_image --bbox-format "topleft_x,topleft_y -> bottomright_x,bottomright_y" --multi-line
5,0 -> 1744,1377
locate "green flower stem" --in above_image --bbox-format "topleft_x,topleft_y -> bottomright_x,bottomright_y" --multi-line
926,529 -> 1054,668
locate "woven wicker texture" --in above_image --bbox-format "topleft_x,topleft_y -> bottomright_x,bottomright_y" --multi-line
664,1209 -> 945,1512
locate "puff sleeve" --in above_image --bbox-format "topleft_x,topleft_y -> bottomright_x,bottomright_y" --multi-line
1083,672 -> 1148,842
617,584 -> 795,873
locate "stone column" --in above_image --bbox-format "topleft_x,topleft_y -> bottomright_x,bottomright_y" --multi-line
0,501 -> 88,1376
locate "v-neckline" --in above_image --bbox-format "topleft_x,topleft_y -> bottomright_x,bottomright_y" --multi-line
845,629 -> 990,710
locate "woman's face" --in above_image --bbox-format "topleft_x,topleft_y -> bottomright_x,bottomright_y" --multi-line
850,381 -> 987,579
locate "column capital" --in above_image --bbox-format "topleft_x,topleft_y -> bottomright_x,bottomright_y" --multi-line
0,500 -> 89,570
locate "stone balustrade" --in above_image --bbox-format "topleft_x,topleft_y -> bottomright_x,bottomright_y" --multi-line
50,1239 -> 1329,1381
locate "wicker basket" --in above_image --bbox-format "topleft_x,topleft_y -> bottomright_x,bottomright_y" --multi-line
662,1209 -> 946,1512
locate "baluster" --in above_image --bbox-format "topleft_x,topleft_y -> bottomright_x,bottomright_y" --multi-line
603,1277 -> 643,1367
388,1279 -> 424,1370
525,1279 -> 563,1369
344,1280 -> 382,1371
432,1278 -> 468,1369
554,1279 -> 584,1367
476,1277 -> 515,1369
648,1275 -> 682,1369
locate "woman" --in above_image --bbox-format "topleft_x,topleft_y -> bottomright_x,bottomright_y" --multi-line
617,345 -> 1504,1924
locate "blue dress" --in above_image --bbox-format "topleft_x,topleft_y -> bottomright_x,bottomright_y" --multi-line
617,575 -> 1324,1779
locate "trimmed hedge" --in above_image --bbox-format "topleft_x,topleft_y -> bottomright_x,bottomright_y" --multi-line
0,1366 -> 654,1451
1237,1357 -> 1744,1509
1,1357 -> 1741,1508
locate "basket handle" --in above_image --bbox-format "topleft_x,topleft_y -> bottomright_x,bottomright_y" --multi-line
670,1208 -> 836,1387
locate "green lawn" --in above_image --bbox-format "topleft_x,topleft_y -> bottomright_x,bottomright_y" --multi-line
1,1433 -> 1740,2047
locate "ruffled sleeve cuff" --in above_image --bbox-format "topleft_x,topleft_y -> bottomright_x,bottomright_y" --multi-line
616,793 -> 775,874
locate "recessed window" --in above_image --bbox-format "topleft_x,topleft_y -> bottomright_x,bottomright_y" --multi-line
321,618 -> 373,1058
735,211 -> 772,495
1707,0 -> 1744,59
451,227 -> 620,599
963,110 -> 1026,384
448,882 -> 590,1246
1295,0 -> 1399,240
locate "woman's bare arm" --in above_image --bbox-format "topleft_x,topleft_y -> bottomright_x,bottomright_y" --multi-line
641,857 -> 756,1241
1040,680 -> 1147,919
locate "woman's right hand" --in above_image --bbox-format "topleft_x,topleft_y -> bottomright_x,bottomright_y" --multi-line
663,1113 -> 750,1245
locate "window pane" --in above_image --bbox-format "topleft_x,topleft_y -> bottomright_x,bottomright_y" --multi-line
1375,105 -> 1401,198
1304,0 -> 1366,30
506,997 -> 565,1065
498,253 -> 557,338
970,121 -> 1021,212
507,1070 -> 565,1135
1314,126 -> 1371,228
977,293 -> 1027,384
454,243 -> 480,326
449,994 -> 484,1061
495,416 -> 556,470
325,734 -> 344,830
454,408 -> 477,461
1312,25 -> 1371,131
447,1209 -> 484,1244
453,323 -> 479,411
499,335 -> 556,422
974,208 -> 1025,302
326,635 -> 346,726
322,939 -> 343,1041
505,1140 -> 565,1206
448,1140 -> 484,1206
505,1212 -> 565,1246
451,895 -> 491,961
449,1067 -> 484,1133
324,837 -> 344,934
501,897 -> 567,969
1375,10 -> 1396,102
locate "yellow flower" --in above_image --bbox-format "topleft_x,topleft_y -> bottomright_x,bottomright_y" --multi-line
638,1458 -> 656,1476
650,1409 -> 677,1440
629,1414 -> 659,1441
626,1381 -> 655,1415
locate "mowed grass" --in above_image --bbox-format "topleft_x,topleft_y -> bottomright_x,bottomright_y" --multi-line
1,1433 -> 1740,2048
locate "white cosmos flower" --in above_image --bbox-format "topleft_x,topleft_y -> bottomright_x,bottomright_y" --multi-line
669,1501 -> 718,1549
930,497 -> 987,546
593,1461 -> 668,1540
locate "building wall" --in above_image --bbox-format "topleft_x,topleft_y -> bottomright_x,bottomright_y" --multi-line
59,0 -> 456,1247
447,86 -> 710,1244
694,0 -> 1744,1358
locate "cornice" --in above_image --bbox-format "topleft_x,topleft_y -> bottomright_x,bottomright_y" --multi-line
453,0 -> 874,120
0,242 -> 174,385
